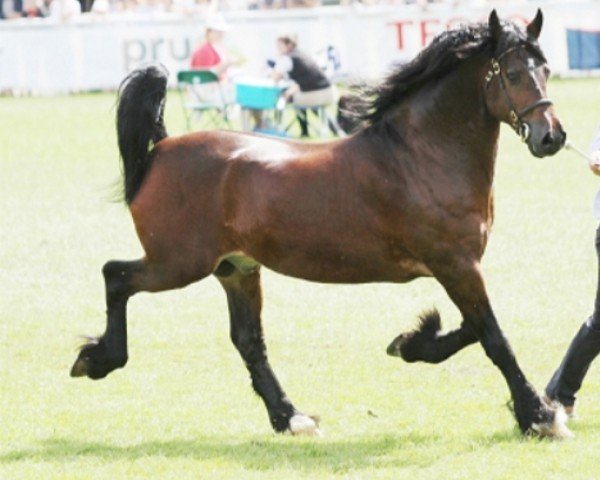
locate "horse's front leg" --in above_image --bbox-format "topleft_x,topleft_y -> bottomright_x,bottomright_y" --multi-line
386,309 -> 477,363
216,263 -> 320,436
433,259 -> 570,438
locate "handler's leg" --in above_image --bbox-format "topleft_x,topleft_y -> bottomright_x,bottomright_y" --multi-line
545,318 -> 600,410
545,226 -> 600,410
216,264 -> 318,435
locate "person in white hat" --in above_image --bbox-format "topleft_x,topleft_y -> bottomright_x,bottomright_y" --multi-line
191,14 -> 235,77
189,14 -> 244,110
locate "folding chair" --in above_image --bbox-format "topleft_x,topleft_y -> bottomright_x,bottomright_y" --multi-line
284,102 -> 345,139
177,69 -> 232,131
295,105 -> 338,138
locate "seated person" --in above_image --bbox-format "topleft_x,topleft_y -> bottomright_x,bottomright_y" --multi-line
189,14 -> 240,105
271,33 -> 336,137
191,15 -> 234,78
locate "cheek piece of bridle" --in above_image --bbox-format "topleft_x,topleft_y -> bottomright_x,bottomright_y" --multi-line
484,47 -> 553,142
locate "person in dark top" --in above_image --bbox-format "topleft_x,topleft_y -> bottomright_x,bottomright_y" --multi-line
271,33 -> 336,137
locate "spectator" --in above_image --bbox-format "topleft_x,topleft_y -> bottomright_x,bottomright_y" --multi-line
188,14 -> 242,107
271,33 -> 336,137
45,0 -> 82,20
190,14 -> 236,78
1,0 -> 23,19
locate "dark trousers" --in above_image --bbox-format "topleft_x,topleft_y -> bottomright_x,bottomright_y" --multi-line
546,225 -> 600,407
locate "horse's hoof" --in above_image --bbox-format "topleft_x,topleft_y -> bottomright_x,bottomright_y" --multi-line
386,333 -> 406,357
543,396 -> 576,420
529,404 -> 573,439
386,310 -> 442,362
70,339 -> 127,380
289,414 -> 322,437
70,357 -> 89,377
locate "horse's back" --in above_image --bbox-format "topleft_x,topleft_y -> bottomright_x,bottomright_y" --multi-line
129,130 -> 344,270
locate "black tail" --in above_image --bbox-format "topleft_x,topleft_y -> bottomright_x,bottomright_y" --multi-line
116,64 -> 169,204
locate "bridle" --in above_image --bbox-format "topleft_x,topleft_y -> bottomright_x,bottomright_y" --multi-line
484,46 -> 553,142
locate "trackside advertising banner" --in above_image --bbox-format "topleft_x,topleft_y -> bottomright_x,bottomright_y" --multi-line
0,1 -> 598,94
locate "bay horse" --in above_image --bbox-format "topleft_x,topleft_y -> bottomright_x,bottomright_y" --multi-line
71,10 -> 569,437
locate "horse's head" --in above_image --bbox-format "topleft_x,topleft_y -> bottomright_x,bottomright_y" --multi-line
484,9 -> 566,157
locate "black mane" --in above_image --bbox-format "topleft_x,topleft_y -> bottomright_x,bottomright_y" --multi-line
358,20 -> 545,125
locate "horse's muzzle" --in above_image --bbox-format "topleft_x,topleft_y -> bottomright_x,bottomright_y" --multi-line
529,126 -> 567,158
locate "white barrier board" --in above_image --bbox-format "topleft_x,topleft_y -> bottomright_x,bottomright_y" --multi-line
0,2 -> 598,94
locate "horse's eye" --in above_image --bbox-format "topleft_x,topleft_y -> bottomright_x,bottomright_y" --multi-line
543,65 -> 551,78
506,71 -> 520,85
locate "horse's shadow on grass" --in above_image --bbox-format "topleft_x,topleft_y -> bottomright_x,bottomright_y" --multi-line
0,429 -> 525,471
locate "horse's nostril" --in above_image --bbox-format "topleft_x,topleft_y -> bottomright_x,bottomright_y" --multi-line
541,131 -> 554,146
538,129 -> 565,155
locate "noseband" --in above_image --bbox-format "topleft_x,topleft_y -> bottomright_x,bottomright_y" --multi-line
484,46 -> 553,142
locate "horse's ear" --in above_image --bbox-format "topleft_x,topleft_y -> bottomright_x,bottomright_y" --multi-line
527,9 -> 543,39
488,9 -> 502,42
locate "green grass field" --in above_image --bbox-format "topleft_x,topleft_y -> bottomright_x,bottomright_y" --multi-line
2,77 -> 600,479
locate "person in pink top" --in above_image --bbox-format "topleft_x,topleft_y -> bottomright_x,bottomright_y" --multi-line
190,15 -> 234,79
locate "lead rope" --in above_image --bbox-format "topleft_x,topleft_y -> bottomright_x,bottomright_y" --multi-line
565,140 -> 594,164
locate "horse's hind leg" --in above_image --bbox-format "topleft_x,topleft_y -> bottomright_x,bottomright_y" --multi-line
386,309 -> 477,363
216,262 -> 319,435
71,258 -> 204,379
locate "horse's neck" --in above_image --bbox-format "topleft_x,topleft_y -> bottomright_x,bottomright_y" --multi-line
393,59 -> 500,177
